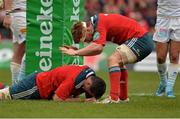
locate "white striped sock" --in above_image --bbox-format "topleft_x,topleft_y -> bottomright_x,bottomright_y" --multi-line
166,63 -> 179,92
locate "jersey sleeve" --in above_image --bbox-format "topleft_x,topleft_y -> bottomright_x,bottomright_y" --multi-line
92,14 -> 107,46
55,81 -> 74,100
92,28 -> 107,46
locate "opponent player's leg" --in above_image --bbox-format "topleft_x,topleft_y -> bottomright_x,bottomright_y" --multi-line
166,41 -> 180,98
155,42 -> 168,96
153,16 -> 170,96
10,12 -> 26,84
11,42 -> 25,84
17,54 -> 26,82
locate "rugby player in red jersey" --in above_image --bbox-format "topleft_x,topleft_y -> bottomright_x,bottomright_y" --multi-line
60,13 -> 154,103
0,65 -> 106,102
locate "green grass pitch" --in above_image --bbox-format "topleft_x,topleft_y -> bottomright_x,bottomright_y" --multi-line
0,69 -> 179,118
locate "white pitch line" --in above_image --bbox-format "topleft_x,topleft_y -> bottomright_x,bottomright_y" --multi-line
129,93 -> 180,96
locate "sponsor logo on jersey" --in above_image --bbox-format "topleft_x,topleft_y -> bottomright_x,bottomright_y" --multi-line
93,32 -> 100,41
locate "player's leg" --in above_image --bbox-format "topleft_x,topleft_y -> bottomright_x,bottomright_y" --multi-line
0,72 -> 39,100
10,12 -> 26,84
106,51 -> 123,103
101,44 -> 137,104
166,41 -> 180,98
154,42 -> 168,96
17,54 -> 26,82
119,65 -> 129,102
118,34 -> 153,100
9,72 -> 40,100
153,16 -> 170,96
101,34 -> 153,104
164,17 -> 180,98
11,42 -> 25,84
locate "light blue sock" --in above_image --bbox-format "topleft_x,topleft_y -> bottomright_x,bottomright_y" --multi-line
166,63 -> 179,93
17,54 -> 26,82
10,62 -> 21,85
157,63 -> 167,86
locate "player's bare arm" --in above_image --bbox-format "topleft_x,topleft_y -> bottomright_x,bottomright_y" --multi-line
84,97 -> 97,102
60,43 -> 103,56
3,0 -> 12,28
52,94 -> 96,102
52,94 -> 82,102
63,45 -> 78,50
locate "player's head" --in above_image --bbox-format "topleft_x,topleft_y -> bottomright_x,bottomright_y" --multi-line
83,75 -> 106,99
71,21 -> 94,43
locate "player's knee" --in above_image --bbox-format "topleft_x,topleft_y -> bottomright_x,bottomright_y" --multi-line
13,47 -> 25,63
12,55 -> 23,64
170,54 -> 179,63
108,55 -> 120,64
157,56 -> 166,63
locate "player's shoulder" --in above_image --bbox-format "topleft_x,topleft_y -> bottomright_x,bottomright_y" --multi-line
76,65 -> 91,71
63,65 -> 90,70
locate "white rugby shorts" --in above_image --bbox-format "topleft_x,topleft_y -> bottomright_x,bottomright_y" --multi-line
153,16 -> 180,42
11,12 -> 26,44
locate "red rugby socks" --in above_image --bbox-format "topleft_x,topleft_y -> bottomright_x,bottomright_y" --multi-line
109,66 -> 121,101
119,68 -> 128,100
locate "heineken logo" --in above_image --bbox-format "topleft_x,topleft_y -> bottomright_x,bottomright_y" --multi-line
36,0 -> 53,71
26,0 -> 84,74
70,0 -> 80,22
69,0 -> 81,65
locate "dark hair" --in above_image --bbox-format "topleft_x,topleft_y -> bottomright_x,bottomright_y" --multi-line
90,76 -> 106,99
71,21 -> 86,43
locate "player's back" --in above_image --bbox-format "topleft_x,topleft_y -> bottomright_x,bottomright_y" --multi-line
97,14 -> 147,44
36,65 -> 89,99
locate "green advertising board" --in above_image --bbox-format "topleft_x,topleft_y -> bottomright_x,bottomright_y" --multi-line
0,41 -> 13,68
63,0 -> 84,65
26,0 -> 84,74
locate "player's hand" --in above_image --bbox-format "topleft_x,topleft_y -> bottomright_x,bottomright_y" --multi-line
59,47 -> 78,56
3,15 -> 11,28
63,45 -> 78,50
63,45 -> 71,49
85,97 -> 97,103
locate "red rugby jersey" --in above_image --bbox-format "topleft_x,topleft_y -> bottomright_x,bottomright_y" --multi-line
36,65 -> 90,100
91,13 -> 147,45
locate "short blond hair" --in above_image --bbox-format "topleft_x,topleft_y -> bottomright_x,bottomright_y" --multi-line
71,21 -> 86,43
